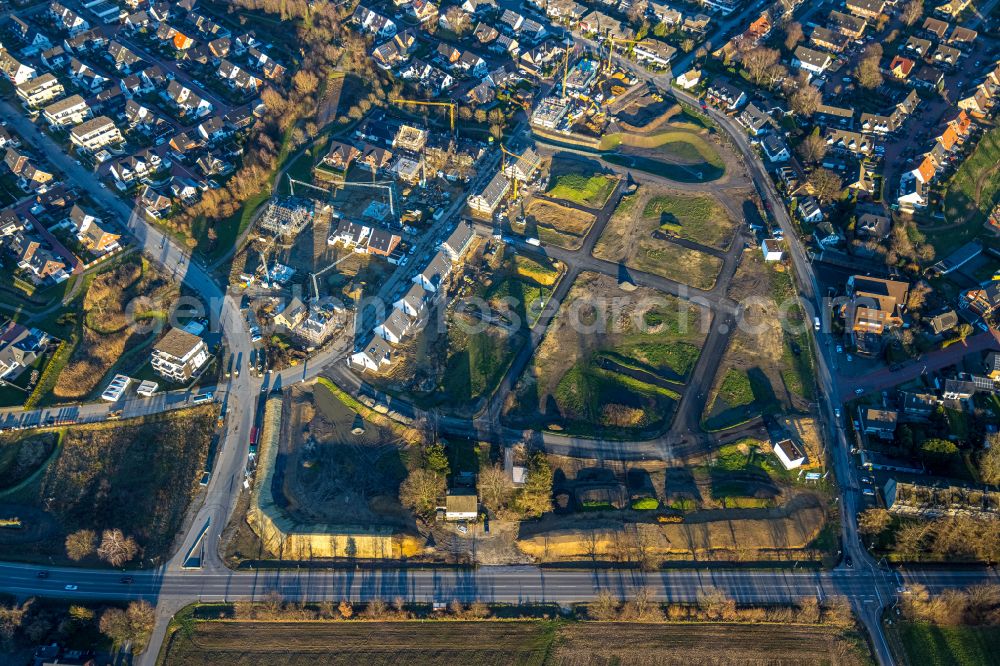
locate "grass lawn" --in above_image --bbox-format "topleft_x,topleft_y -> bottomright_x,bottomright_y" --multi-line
440,313 -> 523,404
643,193 -> 734,249
718,369 -> 754,407
702,368 -> 777,431
596,341 -> 701,382
546,173 -> 618,209
632,241 -> 723,291
940,126 -> 1000,255
896,622 -> 1000,666
0,407 -> 217,566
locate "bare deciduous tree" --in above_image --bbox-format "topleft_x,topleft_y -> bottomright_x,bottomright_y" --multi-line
790,84 -> 822,117
809,168 -> 844,203
97,529 -> 138,568
784,21 -> 804,50
589,590 -> 620,621
477,463 -> 514,516
65,529 -> 97,561
901,0 -> 923,26
855,45 -> 884,89
858,508 -> 893,538
797,131 -> 828,164
399,469 -> 446,518
980,437 -> 1000,485
742,47 -> 783,86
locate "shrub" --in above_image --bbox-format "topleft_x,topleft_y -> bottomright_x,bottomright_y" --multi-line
631,497 -> 660,510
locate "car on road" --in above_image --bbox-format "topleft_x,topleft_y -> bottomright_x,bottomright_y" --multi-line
64,584 -> 78,591
845,555 -> 854,568
854,388 -> 864,395
862,477 -> 873,485
862,488 -> 875,497
834,408 -> 841,418
846,354 -> 853,362
37,571 -> 48,579
120,576 -> 133,584
836,345 -> 843,353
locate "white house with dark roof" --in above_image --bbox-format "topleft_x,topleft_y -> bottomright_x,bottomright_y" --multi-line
350,334 -> 394,372
467,171 -> 510,215
413,250 -> 453,292
394,282 -> 432,318
793,46 -> 832,76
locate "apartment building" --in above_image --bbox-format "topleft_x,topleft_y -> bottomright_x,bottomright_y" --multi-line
42,94 -> 90,127
16,73 -> 64,107
69,116 -> 122,151
151,327 -> 210,382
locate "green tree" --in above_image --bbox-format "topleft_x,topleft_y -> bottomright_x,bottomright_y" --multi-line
423,442 -> 450,476
921,439 -> 960,472
514,452 -> 552,518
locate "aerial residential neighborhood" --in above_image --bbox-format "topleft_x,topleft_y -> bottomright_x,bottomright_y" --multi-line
0,0 -> 999,663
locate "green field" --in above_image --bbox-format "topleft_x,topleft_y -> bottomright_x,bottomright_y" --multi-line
440,312 -> 523,404
717,369 -> 755,408
553,362 -> 681,433
633,241 -> 723,291
896,622 -> 1000,666
940,126 -> 1000,255
643,193 -> 735,248
594,193 -> 725,291
596,341 -> 701,382
546,173 -> 618,209
702,368 -> 777,432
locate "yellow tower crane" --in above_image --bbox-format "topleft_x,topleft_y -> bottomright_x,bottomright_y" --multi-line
562,44 -> 571,98
390,98 -> 456,133
500,144 -> 522,200
604,37 -> 641,72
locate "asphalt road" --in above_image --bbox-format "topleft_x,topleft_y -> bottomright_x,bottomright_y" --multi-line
4,560 -> 996,606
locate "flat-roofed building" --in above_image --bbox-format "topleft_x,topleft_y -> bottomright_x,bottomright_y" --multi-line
151,327 -> 210,382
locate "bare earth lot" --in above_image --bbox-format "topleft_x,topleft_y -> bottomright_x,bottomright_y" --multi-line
703,251 -> 816,431
593,188 -> 729,291
0,407 -> 217,565
524,198 -> 597,250
161,620 -> 871,666
504,272 -> 708,437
